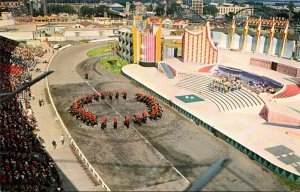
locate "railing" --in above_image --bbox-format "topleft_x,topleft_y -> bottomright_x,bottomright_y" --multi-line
121,69 -> 300,184
45,45 -> 111,191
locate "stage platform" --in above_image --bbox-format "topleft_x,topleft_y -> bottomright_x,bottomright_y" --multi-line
122,60 -> 300,179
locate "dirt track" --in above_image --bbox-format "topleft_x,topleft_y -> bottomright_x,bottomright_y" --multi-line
49,51 -> 288,191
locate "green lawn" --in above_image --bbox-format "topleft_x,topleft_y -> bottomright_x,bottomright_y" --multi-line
99,56 -> 129,74
87,45 -> 111,57
276,175 -> 300,191
164,41 -> 182,57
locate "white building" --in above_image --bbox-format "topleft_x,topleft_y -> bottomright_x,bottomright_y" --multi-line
64,28 -> 114,41
0,12 -> 15,27
215,3 -> 253,16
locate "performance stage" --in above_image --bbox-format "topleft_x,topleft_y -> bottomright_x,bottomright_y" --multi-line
122,50 -> 300,180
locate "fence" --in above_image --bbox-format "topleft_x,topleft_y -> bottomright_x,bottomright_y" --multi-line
121,70 -> 300,184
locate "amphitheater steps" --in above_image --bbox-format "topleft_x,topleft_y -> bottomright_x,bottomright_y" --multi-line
178,84 -> 227,111
175,73 -> 264,112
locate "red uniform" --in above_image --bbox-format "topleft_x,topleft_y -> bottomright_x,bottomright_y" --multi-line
125,115 -> 129,122
114,117 -> 118,123
143,111 -> 147,118
101,90 -> 105,100
102,117 -> 107,123
109,91 -> 113,100
113,116 -> 118,129
115,90 -> 119,99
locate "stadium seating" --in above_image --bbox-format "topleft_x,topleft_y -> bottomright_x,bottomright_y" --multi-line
176,73 -> 264,112
0,36 -> 63,191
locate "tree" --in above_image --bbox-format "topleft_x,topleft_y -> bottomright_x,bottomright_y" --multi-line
293,11 -> 300,22
276,12 -> 289,19
203,4 -> 219,18
231,1 -> 238,6
155,3 -> 165,16
287,1 -> 295,20
166,2 -> 181,16
48,4 -> 76,14
146,4 -> 153,12
94,5 -> 108,17
225,12 -> 235,23
287,1 -> 295,12
80,6 -> 93,17
130,3 -> 136,13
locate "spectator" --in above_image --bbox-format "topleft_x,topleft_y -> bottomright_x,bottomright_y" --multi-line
60,135 -> 65,145
52,140 -> 57,149
0,36 -> 63,191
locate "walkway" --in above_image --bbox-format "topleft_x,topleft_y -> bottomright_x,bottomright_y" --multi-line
30,42 -> 103,191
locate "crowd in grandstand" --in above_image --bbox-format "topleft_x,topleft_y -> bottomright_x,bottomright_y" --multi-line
0,36 -> 63,191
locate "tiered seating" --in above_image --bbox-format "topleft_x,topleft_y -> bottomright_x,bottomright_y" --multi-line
273,84 -> 300,99
0,64 -> 23,76
175,73 -> 265,112
0,36 -> 63,191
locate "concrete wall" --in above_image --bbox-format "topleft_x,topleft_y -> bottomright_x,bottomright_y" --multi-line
64,29 -> 114,41
0,19 -> 15,27
0,31 -> 34,41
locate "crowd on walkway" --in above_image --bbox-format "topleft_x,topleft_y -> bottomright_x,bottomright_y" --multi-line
0,36 -> 63,191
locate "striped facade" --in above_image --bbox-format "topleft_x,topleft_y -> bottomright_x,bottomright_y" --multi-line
143,34 -> 156,62
182,22 -> 218,64
132,23 -> 162,64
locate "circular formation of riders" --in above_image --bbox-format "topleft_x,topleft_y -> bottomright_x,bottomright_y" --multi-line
67,89 -> 163,130
68,92 -> 99,126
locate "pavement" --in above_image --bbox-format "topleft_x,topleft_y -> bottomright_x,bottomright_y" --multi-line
29,42 -> 103,191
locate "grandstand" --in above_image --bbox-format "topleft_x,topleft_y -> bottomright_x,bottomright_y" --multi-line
0,36 -> 63,191
175,73 -> 264,111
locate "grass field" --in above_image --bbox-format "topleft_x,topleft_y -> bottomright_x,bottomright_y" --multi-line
99,55 -> 129,74
87,45 -> 111,57
163,41 -> 182,57
276,175 -> 300,191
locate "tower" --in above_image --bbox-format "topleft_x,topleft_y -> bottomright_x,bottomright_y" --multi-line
191,0 -> 203,15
